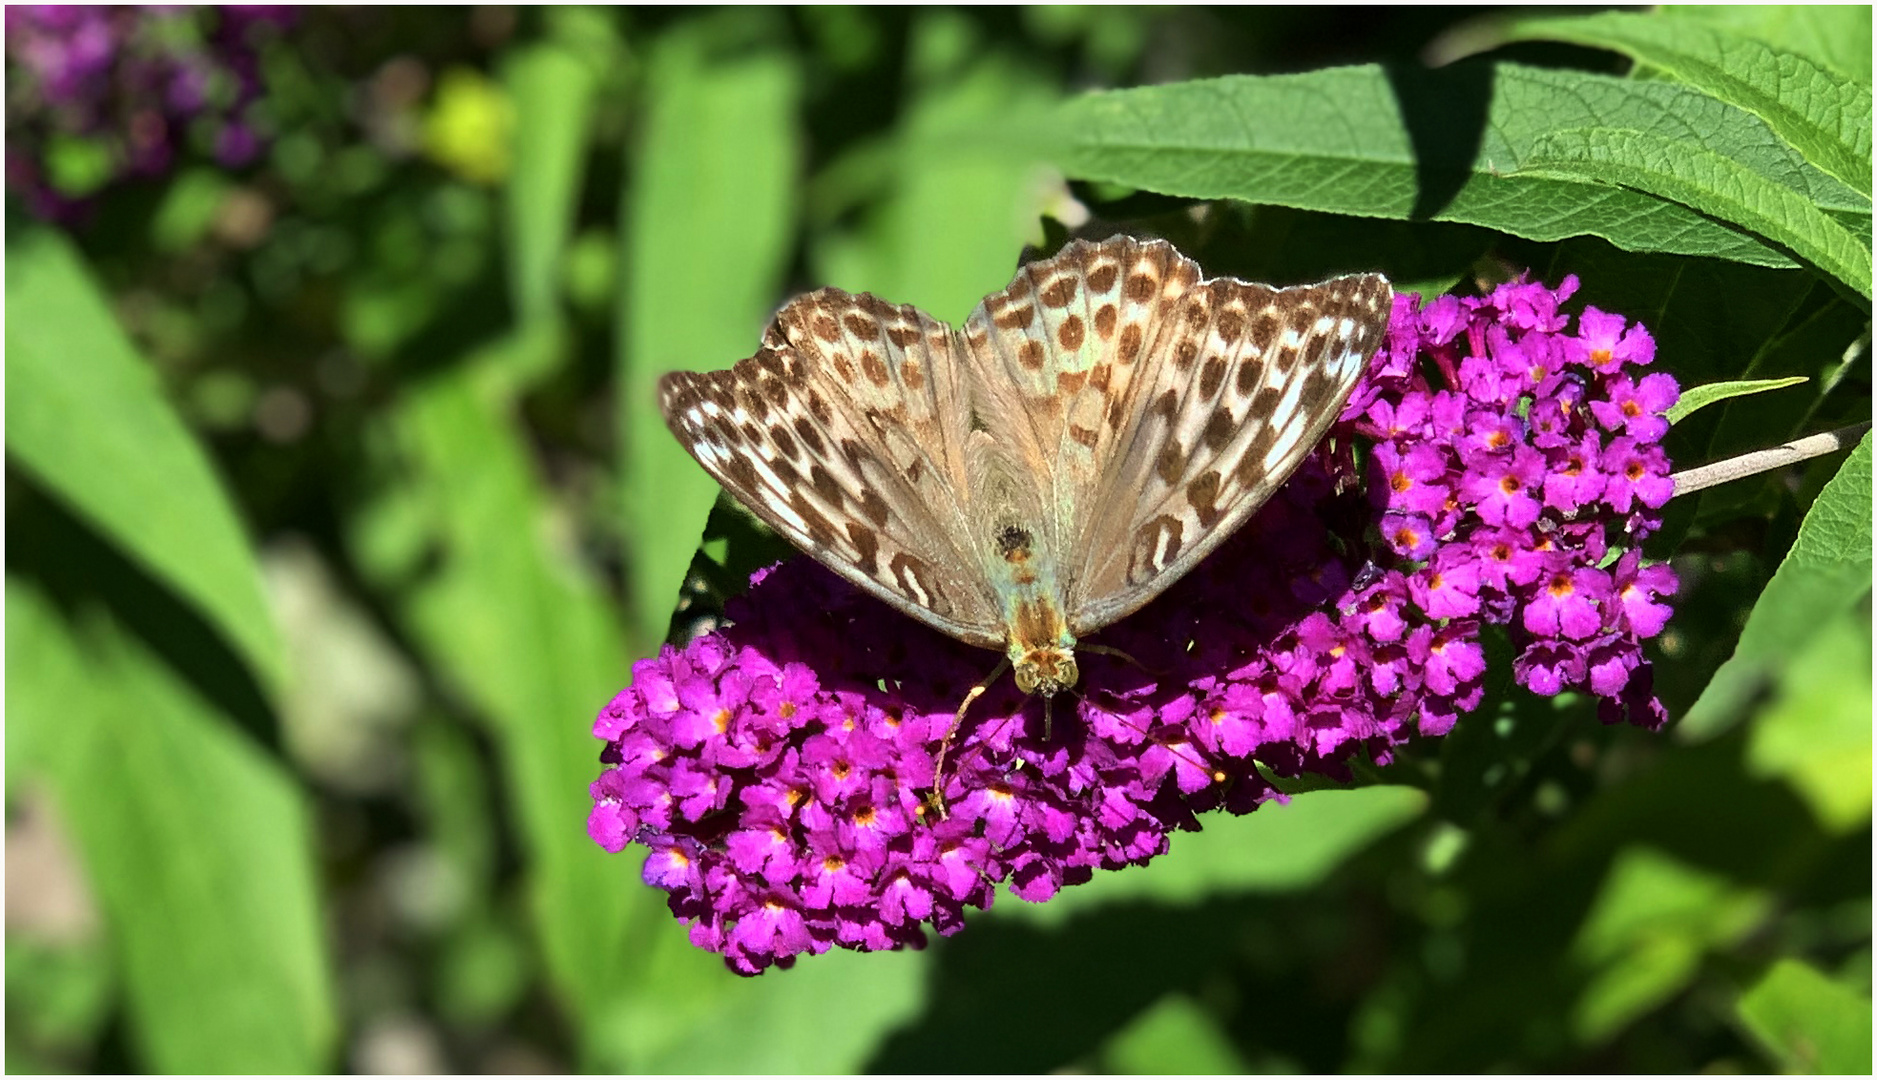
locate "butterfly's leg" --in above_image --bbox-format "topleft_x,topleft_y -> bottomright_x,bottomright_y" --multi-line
1042,694 -> 1054,742
930,657 -> 1010,819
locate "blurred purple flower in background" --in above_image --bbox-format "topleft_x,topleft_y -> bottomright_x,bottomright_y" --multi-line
5,5 -> 294,219
589,274 -> 1680,975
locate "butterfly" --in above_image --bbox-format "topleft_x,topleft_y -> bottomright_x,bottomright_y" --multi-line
659,235 -> 1392,724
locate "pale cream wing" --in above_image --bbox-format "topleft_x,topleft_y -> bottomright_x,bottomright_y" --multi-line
659,288 -> 1005,647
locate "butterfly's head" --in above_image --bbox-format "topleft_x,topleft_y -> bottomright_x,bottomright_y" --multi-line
1012,644 -> 1078,698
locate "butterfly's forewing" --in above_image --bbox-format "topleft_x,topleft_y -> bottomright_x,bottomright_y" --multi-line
1067,258 -> 1393,631
659,289 -> 1006,647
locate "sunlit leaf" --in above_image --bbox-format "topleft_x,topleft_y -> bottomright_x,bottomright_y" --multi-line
1744,612 -> 1872,832
1056,62 -> 1865,270
618,20 -> 802,650
5,227 -> 285,691
1517,126 -> 1870,297
1736,958 -> 1873,1073
391,352 -> 647,1037
1495,11 -> 1872,196
994,786 -> 1428,928
503,41 -> 601,327
1666,376 -> 1809,424
6,580 -> 334,1072
1572,846 -> 1769,1043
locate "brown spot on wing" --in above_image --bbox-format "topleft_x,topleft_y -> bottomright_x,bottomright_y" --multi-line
1156,439 -> 1185,486
1117,323 -> 1143,365
1019,339 -> 1045,370
847,522 -> 880,573
1187,470 -> 1223,527
810,463 -> 844,505
1199,355 -> 1227,397
1126,272 -> 1157,302
860,350 -> 890,385
1040,277 -> 1078,308
858,487 -> 890,527
1094,303 -> 1117,340
1215,311 -> 1246,345
1058,315 -> 1085,352
1088,264 -> 1118,293
887,324 -> 921,348
1202,410 -> 1235,451
995,304 -> 1035,330
1236,423 -> 1279,483
769,423 -> 799,461
1235,358 -> 1262,395
815,315 -> 841,343
901,358 -> 925,390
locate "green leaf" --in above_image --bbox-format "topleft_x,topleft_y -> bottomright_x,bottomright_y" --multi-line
1675,5 -> 1873,81
1666,376 -> 1809,424
1497,12 -> 1873,196
6,580 -> 335,1072
391,357 -> 647,1045
1736,958 -> 1873,1073
813,12 -> 1058,323
1571,846 -> 1769,1044
502,40 -> 601,327
1102,994 -> 1250,1074
1744,611 -> 1872,832
1056,62 -> 1866,270
994,786 -> 1427,928
1518,126 -> 1871,297
592,930 -> 928,1072
5,228 -> 285,691
618,21 -> 801,650
1682,431 -> 1872,739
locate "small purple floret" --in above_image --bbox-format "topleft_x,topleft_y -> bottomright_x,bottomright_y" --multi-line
589,273 -> 1680,974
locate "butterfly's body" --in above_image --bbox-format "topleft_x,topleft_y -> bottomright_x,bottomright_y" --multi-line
661,236 -> 1392,710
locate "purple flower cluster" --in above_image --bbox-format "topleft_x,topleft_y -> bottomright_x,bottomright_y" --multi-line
589,274 -> 1680,975
5,6 -> 294,220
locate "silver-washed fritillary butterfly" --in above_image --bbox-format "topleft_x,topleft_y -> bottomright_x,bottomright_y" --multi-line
659,236 -> 1392,718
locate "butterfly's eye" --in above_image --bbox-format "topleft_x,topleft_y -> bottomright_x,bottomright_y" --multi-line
1013,663 -> 1036,694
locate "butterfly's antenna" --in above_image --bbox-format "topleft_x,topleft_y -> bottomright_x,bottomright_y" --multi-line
930,656 -> 1010,819
1079,642 -> 1165,678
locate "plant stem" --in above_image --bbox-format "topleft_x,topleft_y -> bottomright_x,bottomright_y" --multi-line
1669,422 -> 1871,498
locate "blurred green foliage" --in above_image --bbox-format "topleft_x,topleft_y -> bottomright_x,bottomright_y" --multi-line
6,6 -> 1870,1073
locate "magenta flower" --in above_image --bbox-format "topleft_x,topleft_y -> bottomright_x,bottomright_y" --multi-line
589,272 -> 1680,974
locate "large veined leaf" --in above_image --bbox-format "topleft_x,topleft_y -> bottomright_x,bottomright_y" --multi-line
1518,127 -> 1870,296
1055,62 -> 1865,270
7,581 -> 334,1072
1493,12 -> 1872,197
1675,4 -> 1872,82
5,228 -> 285,691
